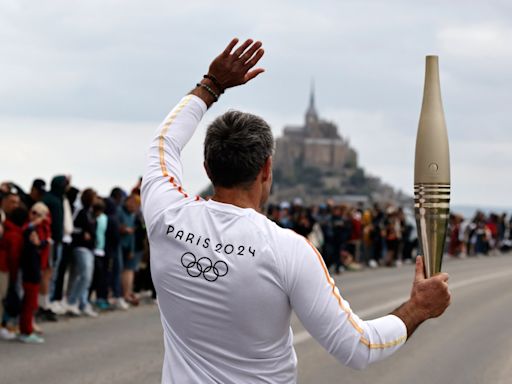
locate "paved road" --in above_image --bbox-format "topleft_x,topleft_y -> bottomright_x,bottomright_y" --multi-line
1,254 -> 512,384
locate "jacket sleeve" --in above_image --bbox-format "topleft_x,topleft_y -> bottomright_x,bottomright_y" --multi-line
141,95 -> 207,229
6,235 -> 23,282
281,233 -> 407,370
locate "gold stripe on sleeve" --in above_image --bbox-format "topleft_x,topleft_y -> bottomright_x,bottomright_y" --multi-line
158,95 -> 194,177
304,238 -> 406,349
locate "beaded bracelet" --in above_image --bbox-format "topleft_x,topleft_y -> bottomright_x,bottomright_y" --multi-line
196,82 -> 219,101
203,74 -> 224,94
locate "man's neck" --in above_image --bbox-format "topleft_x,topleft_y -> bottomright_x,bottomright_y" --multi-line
211,186 -> 261,212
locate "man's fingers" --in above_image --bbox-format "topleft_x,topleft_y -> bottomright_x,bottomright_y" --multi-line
233,39 -> 254,58
244,48 -> 265,70
433,272 -> 450,283
240,41 -> 262,63
415,255 -> 425,282
244,68 -> 265,83
223,38 -> 239,56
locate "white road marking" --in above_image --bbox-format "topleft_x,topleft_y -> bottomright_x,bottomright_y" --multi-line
292,268 -> 512,346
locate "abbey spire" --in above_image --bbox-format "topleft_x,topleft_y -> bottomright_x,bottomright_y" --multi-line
305,80 -> 318,124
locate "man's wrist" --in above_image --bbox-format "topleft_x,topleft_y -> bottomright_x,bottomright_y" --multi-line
203,74 -> 224,94
190,78 -> 220,108
391,299 -> 427,339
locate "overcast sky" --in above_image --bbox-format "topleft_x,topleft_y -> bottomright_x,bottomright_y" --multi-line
1,0 -> 511,208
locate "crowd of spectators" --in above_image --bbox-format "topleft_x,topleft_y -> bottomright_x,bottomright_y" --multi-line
447,211 -> 512,257
1,176 -> 510,344
266,199 -> 418,273
0,176 -> 154,344
265,199 -> 512,270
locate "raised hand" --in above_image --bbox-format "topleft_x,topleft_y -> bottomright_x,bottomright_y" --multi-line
207,38 -> 265,90
191,38 -> 265,107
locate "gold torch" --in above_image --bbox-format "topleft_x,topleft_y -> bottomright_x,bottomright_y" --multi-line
414,56 -> 450,278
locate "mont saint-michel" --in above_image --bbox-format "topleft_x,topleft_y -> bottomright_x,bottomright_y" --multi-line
270,88 -> 407,205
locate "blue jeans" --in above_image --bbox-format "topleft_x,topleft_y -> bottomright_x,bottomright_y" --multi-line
49,242 -> 63,299
111,247 -> 123,299
67,247 -> 94,308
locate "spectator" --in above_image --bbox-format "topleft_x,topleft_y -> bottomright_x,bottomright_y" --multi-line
132,199 -> 147,291
348,208 -> 363,263
104,197 -> 128,310
21,179 -> 47,209
65,188 -> 98,317
361,209 -> 375,267
316,204 -> 334,268
370,204 -> 385,266
19,203 -> 50,343
52,185 -> 78,310
330,205 -> 347,274
267,204 -> 281,224
41,175 -> 70,319
0,187 -> 21,340
118,194 -> 139,306
384,209 -> 401,267
1,185 -> 21,218
294,209 -> 313,238
448,214 -> 463,258
90,198 -> 109,310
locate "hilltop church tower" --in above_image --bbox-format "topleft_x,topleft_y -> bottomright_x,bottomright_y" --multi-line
273,86 -> 357,183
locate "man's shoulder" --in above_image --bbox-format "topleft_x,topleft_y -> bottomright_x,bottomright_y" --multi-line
245,211 -> 307,249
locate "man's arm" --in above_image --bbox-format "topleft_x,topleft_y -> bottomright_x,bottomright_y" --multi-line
283,234 -> 450,370
141,38 -> 264,226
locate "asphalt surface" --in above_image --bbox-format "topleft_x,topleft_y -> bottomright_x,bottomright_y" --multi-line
1,254 -> 512,384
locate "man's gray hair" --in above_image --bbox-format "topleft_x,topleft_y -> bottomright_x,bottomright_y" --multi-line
204,110 -> 274,188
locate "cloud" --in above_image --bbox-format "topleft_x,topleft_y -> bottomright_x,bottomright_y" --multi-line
0,0 -> 511,207
438,24 -> 512,59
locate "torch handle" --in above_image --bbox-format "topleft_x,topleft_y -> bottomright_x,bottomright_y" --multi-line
414,183 -> 450,277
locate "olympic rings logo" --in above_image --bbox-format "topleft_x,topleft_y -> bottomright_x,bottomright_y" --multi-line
180,252 -> 228,282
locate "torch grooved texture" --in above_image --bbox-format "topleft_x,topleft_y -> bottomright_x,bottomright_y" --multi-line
414,183 -> 450,277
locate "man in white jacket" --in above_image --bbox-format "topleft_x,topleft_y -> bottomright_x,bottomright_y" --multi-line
141,38 -> 451,383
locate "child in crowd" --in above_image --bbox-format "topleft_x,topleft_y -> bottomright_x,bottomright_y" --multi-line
19,202 -> 51,343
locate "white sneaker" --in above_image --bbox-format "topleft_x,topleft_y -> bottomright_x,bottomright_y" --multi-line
0,327 -> 16,340
368,259 -> 379,269
82,304 -> 98,318
49,301 -> 66,315
64,302 -> 82,316
114,298 -> 130,310
19,333 -> 45,344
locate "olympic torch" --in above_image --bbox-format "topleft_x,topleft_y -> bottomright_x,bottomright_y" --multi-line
414,56 -> 450,278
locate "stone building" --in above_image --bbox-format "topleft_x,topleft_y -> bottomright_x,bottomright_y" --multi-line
271,88 -> 407,206
274,89 -> 357,180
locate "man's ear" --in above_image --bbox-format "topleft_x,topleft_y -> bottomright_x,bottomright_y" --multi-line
261,156 -> 272,182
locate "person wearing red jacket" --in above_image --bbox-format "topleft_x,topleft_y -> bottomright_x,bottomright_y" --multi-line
3,209 -> 27,286
0,204 -> 25,340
